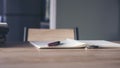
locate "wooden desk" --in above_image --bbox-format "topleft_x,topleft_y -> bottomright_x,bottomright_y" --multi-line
0,43 -> 120,68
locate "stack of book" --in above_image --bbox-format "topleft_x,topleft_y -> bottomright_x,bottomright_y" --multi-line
0,23 -> 9,45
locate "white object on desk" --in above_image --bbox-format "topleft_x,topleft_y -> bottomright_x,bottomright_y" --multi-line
30,39 -> 87,49
30,39 -> 120,49
80,40 -> 120,47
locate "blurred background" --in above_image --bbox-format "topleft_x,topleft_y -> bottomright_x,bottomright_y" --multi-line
0,0 -> 120,42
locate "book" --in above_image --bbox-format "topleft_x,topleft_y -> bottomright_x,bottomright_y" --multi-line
30,39 -> 87,49
80,40 -> 120,48
30,39 -> 120,49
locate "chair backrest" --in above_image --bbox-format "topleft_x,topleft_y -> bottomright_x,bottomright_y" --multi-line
27,28 -> 75,42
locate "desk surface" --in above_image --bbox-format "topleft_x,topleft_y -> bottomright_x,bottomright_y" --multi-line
0,43 -> 120,68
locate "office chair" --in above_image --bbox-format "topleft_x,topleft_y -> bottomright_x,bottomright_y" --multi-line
23,27 -> 79,42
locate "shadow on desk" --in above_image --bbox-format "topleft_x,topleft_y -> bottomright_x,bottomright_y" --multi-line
0,42 -> 34,48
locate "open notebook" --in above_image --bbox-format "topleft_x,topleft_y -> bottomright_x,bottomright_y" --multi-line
30,39 -> 120,49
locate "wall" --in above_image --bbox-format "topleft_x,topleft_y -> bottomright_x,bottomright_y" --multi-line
0,0 -> 3,15
5,0 -> 44,42
56,0 -> 119,40
0,0 -> 3,21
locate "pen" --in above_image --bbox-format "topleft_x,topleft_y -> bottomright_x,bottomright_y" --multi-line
48,41 -> 61,46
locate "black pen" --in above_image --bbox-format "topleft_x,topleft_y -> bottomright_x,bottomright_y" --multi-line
48,41 -> 61,46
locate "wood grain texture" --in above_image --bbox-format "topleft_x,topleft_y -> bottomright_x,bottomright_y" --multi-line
0,43 -> 120,68
28,28 -> 74,41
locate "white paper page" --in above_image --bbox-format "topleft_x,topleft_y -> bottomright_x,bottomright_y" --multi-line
79,40 -> 120,47
30,39 -> 87,48
60,39 -> 87,47
30,41 -> 50,48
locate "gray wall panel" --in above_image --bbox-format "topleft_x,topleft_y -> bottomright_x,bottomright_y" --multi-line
6,0 -> 43,42
56,0 -> 119,40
